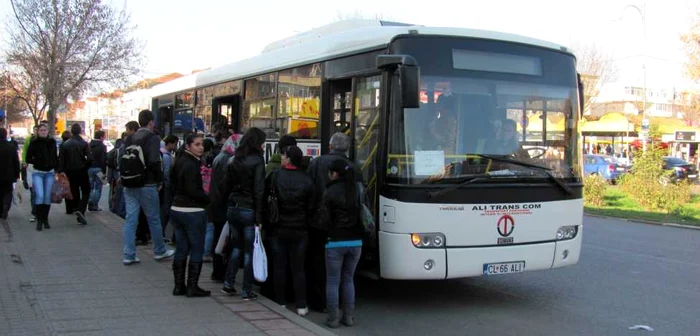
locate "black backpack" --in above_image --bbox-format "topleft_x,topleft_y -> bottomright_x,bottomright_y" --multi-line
119,137 -> 148,188
105,148 -> 118,169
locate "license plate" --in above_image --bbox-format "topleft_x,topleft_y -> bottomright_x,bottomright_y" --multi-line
616,167 -> 626,171
483,261 -> 525,275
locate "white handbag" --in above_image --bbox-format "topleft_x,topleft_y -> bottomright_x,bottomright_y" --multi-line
252,226 -> 268,282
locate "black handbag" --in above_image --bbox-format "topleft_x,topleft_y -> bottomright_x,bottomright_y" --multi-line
267,170 -> 280,224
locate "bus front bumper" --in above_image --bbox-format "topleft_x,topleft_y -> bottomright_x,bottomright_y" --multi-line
379,231 -> 581,280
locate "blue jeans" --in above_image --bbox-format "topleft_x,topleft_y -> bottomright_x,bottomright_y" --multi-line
224,207 -> 255,295
87,167 -> 103,207
110,184 -> 126,218
204,222 -> 214,257
171,209 -> 207,263
30,187 -> 37,215
122,185 -> 167,260
325,247 -> 362,310
31,171 -> 55,205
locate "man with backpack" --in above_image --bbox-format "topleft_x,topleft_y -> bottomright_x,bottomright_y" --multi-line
119,110 -> 174,265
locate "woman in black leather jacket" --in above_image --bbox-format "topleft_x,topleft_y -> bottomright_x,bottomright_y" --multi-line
266,145 -> 315,316
220,127 -> 266,300
169,133 -> 211,298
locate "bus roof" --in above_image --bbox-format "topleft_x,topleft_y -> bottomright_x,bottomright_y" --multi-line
150,20 -> 571,98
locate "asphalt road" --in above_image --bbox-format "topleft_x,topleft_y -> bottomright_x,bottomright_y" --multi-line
303,216 -> 700,336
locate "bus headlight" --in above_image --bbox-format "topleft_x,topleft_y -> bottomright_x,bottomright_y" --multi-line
411,233 -> 446,248
556,226 -> 578,240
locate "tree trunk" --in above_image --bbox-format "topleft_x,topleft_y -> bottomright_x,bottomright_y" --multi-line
47,105 -> 56,138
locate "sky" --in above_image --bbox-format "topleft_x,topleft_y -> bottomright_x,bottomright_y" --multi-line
1,0 -> 698,90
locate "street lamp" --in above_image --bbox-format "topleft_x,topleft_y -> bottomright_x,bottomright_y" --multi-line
622,3 -> 648,151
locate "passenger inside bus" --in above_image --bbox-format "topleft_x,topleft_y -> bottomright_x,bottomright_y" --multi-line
427,94 -> 458,155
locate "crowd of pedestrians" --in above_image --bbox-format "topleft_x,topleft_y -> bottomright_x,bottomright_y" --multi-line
1,109 -> 369,329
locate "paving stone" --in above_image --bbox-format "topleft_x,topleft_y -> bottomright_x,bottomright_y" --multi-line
0,187 -> 326,336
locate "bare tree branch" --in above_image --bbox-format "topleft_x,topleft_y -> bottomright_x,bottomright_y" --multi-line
4,0 -> 145,133
681,11 -> 700,83
570,41 -> 618,114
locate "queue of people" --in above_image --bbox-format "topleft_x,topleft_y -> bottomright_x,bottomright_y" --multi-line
5,109 -> 367,329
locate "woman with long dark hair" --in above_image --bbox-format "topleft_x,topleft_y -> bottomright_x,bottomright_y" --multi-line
169,133 -> 211,297
26,124 -> 58,231
322,158 -> 363,328
220,127 -> 266,300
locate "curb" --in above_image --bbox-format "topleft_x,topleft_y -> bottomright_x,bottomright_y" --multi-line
584,213 -> 700,231
257,297 -> 337,336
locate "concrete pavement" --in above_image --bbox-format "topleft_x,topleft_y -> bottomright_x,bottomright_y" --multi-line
0,187 -> 334,336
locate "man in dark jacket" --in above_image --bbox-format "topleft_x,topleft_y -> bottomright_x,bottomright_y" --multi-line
0,128 -> 20,223
305,132 -> 363,312
88,130 -> 107,211
58,124 -> 93,225
120,110 -> 174,265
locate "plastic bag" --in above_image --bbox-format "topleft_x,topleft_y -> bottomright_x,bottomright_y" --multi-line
215,222 -> 230,255
51,181 -> 66,204
253,226 -> 268,282
56,173 -> 73,200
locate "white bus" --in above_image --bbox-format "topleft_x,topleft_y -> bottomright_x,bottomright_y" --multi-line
149,20 -> 584,280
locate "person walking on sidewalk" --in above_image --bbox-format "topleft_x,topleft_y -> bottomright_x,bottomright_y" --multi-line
0,128 -> 20,224
25,124 -> 58,231
322,159 -> 364,328
58,124 -> 93,226
169,133 -> 211,297
120,110 -> 174,265
220,127 -> 267,300
87,130 -> 107,211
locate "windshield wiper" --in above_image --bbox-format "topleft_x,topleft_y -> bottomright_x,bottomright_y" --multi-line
427,176 -> 495,200
473,154 -> 574,195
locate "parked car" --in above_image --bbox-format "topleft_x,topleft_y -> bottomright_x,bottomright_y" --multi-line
661,157 -> 698,183
584,154 -> 628,183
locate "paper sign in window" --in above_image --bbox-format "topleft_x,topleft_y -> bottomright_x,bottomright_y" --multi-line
414,151 -> 445,176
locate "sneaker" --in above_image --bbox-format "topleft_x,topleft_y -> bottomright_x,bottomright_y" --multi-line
76,212 -> 87,225
154,249 -> 175,261
123,257 -> 141,265
221,287 -> 237,295
297,307 -> 309,317
242,293 -> 258,301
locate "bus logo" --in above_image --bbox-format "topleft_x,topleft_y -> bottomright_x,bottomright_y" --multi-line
497,215 -> 515,237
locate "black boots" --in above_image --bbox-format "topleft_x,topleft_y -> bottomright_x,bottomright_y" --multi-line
172,260 -> 187,296
35,205 -> 51,231
186,262 -> 210,297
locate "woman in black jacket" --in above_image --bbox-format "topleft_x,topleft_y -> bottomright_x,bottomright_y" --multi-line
26,124 -> 58,231
322,158 -> 364,328
220,127 -> 266,300
169,133 -> 211,298
267,145 -> 315,316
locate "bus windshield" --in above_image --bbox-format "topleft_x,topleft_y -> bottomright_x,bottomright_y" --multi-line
386,39 -> 581,184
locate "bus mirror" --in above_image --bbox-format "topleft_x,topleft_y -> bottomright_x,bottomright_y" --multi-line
577,73 -> 585,117
399,65 -> 420,109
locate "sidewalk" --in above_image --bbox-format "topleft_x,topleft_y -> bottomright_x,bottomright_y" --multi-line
0,187 -> 334,336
